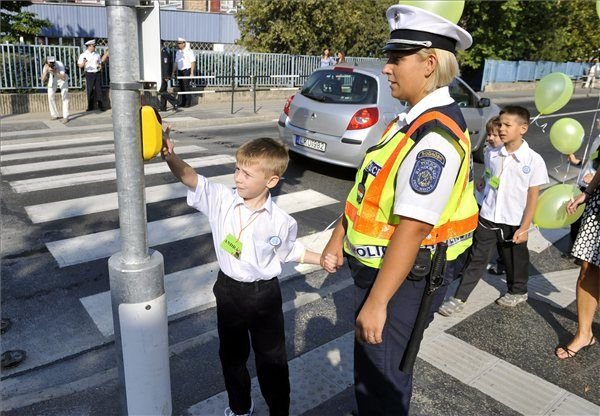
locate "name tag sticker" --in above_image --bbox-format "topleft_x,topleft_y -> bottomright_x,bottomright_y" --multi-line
220,233 -> 242,259
489,175 -> 500,189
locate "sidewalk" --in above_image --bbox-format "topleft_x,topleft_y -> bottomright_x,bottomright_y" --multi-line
0,97 -> 286,138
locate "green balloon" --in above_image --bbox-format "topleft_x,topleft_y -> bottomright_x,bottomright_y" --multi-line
399,0 -> 465,24
534,184 -> 585,229
549,118 -> 584,155
534,72 -> 574,115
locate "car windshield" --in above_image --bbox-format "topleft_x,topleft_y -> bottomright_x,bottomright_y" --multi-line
301,70 -> 377,105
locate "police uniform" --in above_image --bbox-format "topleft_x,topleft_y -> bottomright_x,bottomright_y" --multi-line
188,173 -> 305,416
174,37 -> 195,108
453,140 -> 549,302
77,39 -> 104,111
343,6 -> 477,415
159,46 -> 178,111
43,56 -> 69,120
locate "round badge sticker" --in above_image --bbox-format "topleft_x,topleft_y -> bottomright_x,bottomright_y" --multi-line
522,165 -> 531,174
269,236 -> 282,247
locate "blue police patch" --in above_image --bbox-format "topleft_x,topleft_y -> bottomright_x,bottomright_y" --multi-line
410,149 -> 446,194
366,161 -> 382,177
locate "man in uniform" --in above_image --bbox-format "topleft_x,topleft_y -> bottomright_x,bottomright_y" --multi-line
42,56 -> 70,122
77,39 -> 105,111
173,37 -> 195,108
159,42 -> 179,112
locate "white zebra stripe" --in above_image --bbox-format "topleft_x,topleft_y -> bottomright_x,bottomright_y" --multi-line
9,154 -> 236,193
46,189 -> 338,267
25,175 -> 235,223
1,145 -> 205,175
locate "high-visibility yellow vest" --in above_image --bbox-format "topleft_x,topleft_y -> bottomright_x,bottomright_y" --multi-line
344,104 -> 479,269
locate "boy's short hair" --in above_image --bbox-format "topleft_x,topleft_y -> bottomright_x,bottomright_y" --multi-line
500,105 -> 530,125
486,116 -> 501,133
236,137 -> 289,177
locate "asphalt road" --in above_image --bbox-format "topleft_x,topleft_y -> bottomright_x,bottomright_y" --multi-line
1,94 -> 598,415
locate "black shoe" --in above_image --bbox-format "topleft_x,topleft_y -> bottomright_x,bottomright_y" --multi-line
159,107 -> 167,112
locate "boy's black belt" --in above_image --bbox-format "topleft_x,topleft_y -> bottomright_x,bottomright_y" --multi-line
217,270 -> 277,289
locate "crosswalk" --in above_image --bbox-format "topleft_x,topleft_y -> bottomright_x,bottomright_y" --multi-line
2,128 -> 597,416
1,131 -> 340,326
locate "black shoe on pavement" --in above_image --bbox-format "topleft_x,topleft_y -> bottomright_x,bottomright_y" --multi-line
1,350 -> 26,369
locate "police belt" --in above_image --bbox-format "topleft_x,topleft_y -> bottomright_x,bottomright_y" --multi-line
345,231 -> 472,259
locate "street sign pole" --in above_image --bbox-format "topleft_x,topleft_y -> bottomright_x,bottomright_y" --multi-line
105,1 -> 172,415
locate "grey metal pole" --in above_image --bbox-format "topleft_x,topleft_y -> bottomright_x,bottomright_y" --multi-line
105,1 -> 172,415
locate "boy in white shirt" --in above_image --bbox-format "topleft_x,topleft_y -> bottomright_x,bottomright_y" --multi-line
161,132 -> 336,416
439,106 -> 549,315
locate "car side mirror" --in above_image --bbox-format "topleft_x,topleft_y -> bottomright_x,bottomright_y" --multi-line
477,98 -> 491,108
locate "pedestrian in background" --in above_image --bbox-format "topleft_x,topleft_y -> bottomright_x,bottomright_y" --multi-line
438,106 -> 549,317
173,37 -> 195,108
41,56 -> 69,123
159,42 -> 178,112
161,132 -> 336,416
77,39 -> 105,112
584,57 -> 599,90
320,47 -> 334,67
320,5 -> 479,414
336,50 -> 346,64
555,168 -> 600,359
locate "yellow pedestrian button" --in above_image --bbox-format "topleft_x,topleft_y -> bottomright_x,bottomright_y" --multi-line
140,105 -> 163,161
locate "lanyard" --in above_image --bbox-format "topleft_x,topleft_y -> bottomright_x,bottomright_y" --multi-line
497,153 -> 515,179
237,205 -> 262,240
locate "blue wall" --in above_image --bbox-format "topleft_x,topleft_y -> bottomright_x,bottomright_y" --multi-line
26,4 -> 240,44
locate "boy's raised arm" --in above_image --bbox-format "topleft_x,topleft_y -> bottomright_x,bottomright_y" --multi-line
161,126 -> 198,190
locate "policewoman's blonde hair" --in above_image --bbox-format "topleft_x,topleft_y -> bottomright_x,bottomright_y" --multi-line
236,137 -> 289,177
417,48 -> 459,93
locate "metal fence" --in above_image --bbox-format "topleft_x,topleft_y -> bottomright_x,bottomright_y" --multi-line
1,43 -> 381,91
3,44 -> 594,93
1,44 -> 109,90
481,59 -> 591,91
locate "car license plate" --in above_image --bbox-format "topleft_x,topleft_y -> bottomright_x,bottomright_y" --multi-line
295,135 -> 326,152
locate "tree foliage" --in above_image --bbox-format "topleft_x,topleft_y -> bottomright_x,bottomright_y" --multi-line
460,0 -> 600,69
237,0 -> 600,68
236,0 -> 390,56
1,1 -> 51,43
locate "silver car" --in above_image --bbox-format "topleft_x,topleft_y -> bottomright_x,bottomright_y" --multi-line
278,65 -> 500,168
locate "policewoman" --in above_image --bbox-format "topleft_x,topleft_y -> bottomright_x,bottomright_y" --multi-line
321,5 -> 478,415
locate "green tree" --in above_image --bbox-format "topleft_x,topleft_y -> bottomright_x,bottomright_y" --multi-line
459,0 -> 599,69
1,1 -> 51,43
237,0 -> 600,66
236,0 -> 389,57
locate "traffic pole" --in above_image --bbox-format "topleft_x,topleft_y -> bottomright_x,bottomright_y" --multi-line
105,1 -> 172,414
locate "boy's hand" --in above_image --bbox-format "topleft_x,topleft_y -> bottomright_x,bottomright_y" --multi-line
475,178 -> 485,192
512,226 -> 529,244
161,125 -> 174,159
321,253 -> 339,273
